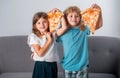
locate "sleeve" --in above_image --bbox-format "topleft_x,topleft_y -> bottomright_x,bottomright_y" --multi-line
56,36 -> 62,43
27,33 -> 39,47
52,31 -> 62,43
52,32 -> 57,41
85,26 -> 90,35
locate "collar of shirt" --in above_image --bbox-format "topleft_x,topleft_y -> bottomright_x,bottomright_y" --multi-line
68,26 -> 79,30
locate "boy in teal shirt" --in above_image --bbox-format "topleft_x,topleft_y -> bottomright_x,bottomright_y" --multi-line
57,4 -> 103,78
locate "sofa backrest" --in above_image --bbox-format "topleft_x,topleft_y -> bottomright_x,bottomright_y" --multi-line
88,36 -> 120,74
0,36 -> 34,73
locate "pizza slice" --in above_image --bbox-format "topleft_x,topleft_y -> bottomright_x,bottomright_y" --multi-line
81,8 -> 101,34
47,11 -> 63,32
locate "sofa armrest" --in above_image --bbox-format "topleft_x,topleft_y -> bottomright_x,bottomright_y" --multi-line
118,70 -> 120,78
117,58 -> 120,78
118,69 -> 120,78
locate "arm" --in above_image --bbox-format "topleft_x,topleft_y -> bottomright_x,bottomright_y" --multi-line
49,8 -> 67,36
56,16 -> 67,37
32,32 -> 53,57
91,3 -> 103,29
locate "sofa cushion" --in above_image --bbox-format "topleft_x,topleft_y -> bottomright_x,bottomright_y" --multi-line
0,72 -> 64,78
58,72 -> 64,78
0,72 -> 32,78
89,73 -> 116,78
0,72 -> 116,78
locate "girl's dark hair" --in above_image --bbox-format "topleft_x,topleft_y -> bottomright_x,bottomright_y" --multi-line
32,12 -> 49,37
63,6 -> 85,31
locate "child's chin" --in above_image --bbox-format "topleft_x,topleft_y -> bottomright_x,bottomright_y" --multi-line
41,29 -> 47,32
70,23 -> 77,26
70,25 -> 77,28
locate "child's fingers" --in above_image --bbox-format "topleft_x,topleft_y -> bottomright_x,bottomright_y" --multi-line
91,4 -> 101,9
46,32 -> 52,38
51,8 -> 61,13
30,52 -> 34,60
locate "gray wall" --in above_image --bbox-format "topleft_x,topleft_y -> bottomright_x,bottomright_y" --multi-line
0,0 -> 120,38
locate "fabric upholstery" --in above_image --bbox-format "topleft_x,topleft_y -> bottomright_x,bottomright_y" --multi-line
0,36 -> 120,78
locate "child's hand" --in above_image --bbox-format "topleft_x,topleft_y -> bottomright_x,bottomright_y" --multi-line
30,52 -> 34,61
90,3 -> 101,10
49,8 -> 61,13
45,32 -> 53,43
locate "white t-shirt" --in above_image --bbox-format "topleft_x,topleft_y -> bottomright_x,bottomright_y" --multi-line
27,32 -> 59,62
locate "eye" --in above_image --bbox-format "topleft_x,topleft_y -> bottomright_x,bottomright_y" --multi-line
43,20 -> 48,24
70,15 -> 73,18
75,15 -> 79,17
37,22 -> 40,24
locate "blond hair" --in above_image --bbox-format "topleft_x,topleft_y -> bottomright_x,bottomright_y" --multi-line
63,6 -> 85,31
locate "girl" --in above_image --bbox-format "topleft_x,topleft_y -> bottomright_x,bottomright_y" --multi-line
27,9 -> 67,78
56,4 -> 103,78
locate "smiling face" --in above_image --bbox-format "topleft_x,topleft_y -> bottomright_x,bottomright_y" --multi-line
32,12 -> 49,36
63,6 -> 82,28
67,12 -> 81,28
35,17 -> 49,34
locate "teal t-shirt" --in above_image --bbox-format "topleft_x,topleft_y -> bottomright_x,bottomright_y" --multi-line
57,26 -> 90,71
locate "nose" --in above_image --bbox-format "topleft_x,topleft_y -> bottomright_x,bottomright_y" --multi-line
41,22 -> 45,26
72,16 -> 76,21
